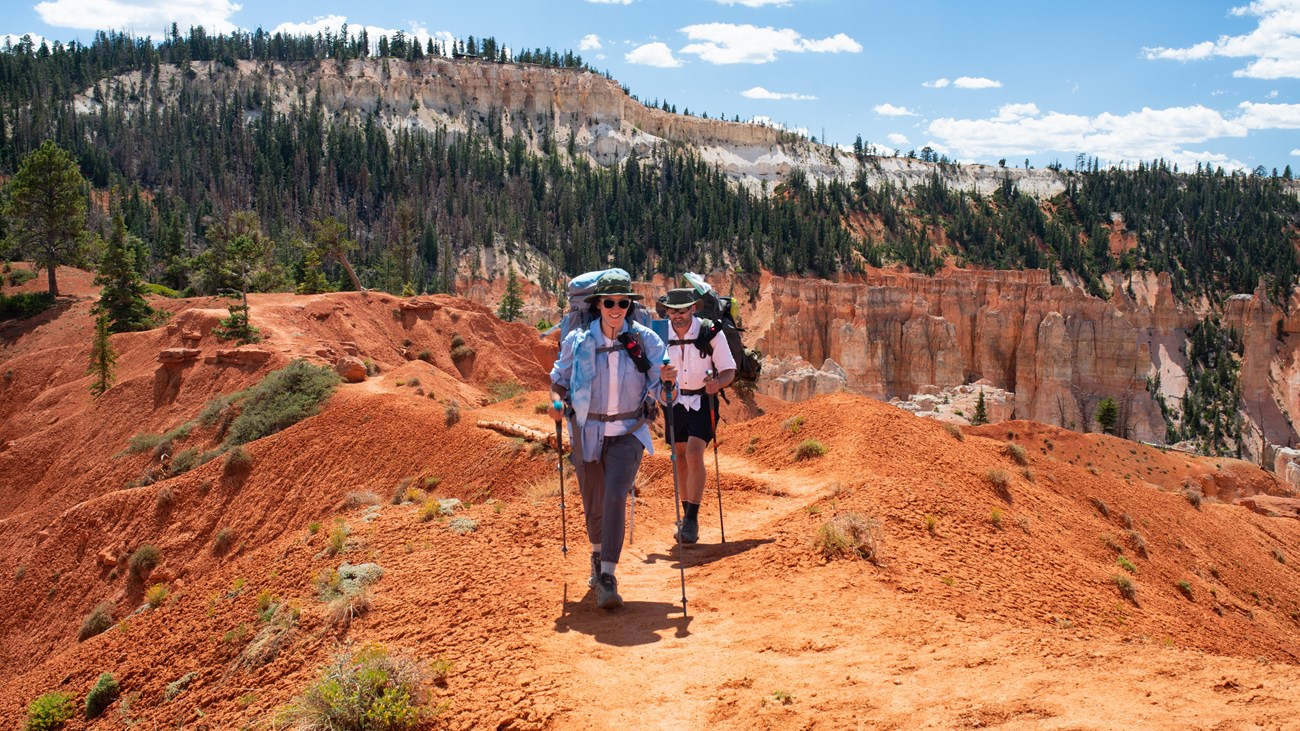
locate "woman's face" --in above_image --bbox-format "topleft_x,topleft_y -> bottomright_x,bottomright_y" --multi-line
598,296 -> 631,331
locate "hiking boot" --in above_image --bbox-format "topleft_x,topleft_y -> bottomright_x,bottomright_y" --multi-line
674,515 -> 699,544
588,552 -> 601,589
595,573 -> 623,610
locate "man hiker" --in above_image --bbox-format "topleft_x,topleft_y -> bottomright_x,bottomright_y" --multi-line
657,287 -> 736,544
548,271 -> 667,610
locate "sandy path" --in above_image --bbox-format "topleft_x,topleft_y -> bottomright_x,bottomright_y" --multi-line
526,447 -> 1300,731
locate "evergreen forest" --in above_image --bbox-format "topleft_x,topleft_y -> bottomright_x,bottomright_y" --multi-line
0,27 -> 1297,306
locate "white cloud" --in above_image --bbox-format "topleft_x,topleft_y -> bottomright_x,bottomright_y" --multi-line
926,103 -> 1260,169
587,0 -> 633,4
678,22 -> 861,64
715,0 -> 792,5
887,133 -> 909,146
269,17 -> 450,55
1292,148 -> 1300,155
34,0 -> 242,33
1143,0 -> 1300,79
626,41 -> 682,67
742,86 -> 817,100
749,115 -> 809,137
992,103 -> 1040,122
874,103 -> 916,117
953,76 -> 1002,89
923,78 -> 950,88
1144,40 -> 1217,61
579,34 -> 602,51
1236,101 -> 1300,128
2,33 -> 49,50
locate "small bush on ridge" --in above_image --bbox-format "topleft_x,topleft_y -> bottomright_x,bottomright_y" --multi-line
84,673 -> 120,719
24,691 -> 74,731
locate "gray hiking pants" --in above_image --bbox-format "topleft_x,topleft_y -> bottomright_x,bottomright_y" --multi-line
574,434 -> 645,565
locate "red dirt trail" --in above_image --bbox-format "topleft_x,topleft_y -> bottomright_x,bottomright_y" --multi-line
1,265 -> 1299,730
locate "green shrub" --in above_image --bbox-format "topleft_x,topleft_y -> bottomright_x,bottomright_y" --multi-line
145,584 -> 170,607
487,380 -> 526,403
783,415 -> 805,434
444,401 -> 461,427
128,545 -> 160,577
78,602 -> 114,641
84,673 -> 120,719
212,527 -> 235,555
816,513 -> 881,563
1116,556 -> 1138,574
944,422 -> 964,441
0,291 -> 56,320
223,446 -> 253,476
8,267 -> 36,286
169,448 -> 199,475
292,644 -> 438,730
794,439 -> 826,461
24,691 -> 74,731
1113,575 -> 1138,604
450,344 -> 475,362
1004,441 -> 1028,465
327,521 -> 349,556
142,282 -> 181,297
125,432 -> 165,454
1176,580 -> 1195,601
417,349 -> 432,363
225,359 -> 340,446
986,469 -> 1012,503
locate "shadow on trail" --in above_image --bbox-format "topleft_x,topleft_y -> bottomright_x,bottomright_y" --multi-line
554,583 -> 692,645
641,537 -> 774,570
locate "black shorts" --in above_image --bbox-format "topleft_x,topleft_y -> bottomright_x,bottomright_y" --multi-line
668,402 -> 715,444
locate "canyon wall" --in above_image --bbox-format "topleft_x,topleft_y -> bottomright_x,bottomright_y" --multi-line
746,269 -> 1300,455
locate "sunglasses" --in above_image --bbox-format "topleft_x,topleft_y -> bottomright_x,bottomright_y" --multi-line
601,299 -> 631,310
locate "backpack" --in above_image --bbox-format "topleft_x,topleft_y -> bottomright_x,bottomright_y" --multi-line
539,268 -> 654,342
676,272 -> 762,384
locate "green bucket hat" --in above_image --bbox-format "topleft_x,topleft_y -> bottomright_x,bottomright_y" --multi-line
584,271 -> 643,302
658,288 -> 699,310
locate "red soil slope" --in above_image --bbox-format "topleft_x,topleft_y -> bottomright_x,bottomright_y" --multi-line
1,265 -> 1299,729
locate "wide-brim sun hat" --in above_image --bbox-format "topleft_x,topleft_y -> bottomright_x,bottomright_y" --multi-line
658,287 -> 699,310
584,271 -> 644,302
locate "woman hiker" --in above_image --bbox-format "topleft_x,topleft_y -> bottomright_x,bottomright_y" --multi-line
548,271 -> 667,610
657,287 -> 736,544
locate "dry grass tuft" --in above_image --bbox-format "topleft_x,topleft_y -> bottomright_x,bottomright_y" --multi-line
816,513 -> 882,564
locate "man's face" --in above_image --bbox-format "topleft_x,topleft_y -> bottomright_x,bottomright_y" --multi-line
667,304 -> 694,328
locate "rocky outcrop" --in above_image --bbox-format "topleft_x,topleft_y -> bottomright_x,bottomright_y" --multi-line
335,356 -> 367,383
750,269 -> 1300,450
88,59 -> 1068,196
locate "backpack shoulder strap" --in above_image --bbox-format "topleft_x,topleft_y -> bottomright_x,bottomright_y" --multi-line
693,318 -> 719,357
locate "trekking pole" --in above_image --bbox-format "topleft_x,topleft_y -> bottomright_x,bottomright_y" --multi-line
708,369 -> 726,544
553,400 -> 568,558
663,357 -> 688,617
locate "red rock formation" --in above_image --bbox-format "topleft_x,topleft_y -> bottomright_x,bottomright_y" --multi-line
749,268 -> 1300,451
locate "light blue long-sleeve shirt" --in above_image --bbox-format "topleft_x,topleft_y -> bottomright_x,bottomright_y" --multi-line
551,317 -> 666,463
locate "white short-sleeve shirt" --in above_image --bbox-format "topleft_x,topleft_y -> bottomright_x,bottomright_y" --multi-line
667,317 -> 738,412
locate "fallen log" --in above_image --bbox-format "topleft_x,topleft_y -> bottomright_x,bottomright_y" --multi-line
475,420 -> 564,451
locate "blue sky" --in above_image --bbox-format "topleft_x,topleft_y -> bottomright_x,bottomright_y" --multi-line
3,0 -> 1298,171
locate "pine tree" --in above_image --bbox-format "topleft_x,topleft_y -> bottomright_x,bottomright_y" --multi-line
297,250 -> 329,294
4,140 -> 87,296
86,312 -> 117,397
496,266 -> 524,322
1095,397 -> 1119,435
972,389 -> 988,425
94,214 -> 154,332
212,230 -> 268,344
